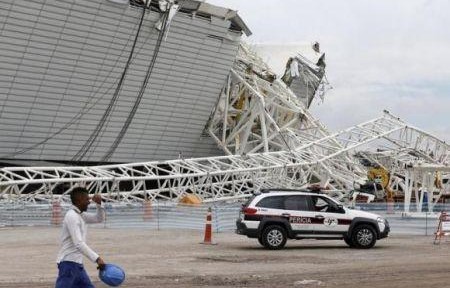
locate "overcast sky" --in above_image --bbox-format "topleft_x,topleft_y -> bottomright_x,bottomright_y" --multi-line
207,0 -> 450,142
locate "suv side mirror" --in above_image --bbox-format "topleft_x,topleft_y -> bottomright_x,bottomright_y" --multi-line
337,204 -> 345,213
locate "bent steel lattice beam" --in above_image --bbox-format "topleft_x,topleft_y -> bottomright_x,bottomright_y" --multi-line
1,112 -> 415,203
1,43 -> 448,204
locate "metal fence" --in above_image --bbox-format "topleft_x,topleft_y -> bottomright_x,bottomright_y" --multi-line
1,202 -> 449,236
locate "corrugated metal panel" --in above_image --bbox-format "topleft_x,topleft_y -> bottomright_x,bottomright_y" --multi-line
289,73 -> 322,109
0,0 -> 242,163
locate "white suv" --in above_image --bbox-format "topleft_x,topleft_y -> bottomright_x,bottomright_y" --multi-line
236,189 -> 389,249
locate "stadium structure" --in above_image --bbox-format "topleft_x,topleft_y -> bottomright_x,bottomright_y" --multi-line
0,0 -> 449,213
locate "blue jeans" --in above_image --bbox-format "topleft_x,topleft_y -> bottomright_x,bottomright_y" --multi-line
55,261 -> 94,288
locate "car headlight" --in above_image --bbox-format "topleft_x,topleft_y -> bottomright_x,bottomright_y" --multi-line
377,217 -> 385,224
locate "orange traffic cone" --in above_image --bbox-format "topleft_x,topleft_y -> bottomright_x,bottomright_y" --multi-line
143,200 -> 152,221
51,200 -> 62,226
201,207 -> 217,245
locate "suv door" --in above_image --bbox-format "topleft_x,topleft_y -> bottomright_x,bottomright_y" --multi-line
309,195 -> 351,234
282,195 -> 315,234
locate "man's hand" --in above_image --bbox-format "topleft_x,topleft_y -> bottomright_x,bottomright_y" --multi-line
96,257 -> 106,270
91,194 -> 102,205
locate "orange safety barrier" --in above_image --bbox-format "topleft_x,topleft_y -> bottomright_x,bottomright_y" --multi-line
143,200 -> 152,221
201,207 -> 217,245
434,211 -> 450,244
51,200 -> 63,226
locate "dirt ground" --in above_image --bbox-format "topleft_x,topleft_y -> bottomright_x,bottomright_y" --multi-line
1,226 -> 450,288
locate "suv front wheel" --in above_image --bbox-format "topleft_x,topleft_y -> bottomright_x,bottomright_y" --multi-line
261,225 -> 287,250
351,224 -> 376,249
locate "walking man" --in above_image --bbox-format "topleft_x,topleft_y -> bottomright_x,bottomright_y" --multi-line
55,187 -> 106,288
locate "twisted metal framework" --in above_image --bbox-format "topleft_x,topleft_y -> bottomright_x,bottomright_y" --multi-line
356,123 -> 449,200
207,44 -> 368,193
0,112 -> 415,204
403,165 -> 450,213
207,44 -> 332,155
1,44 -> 448,205
358,130 -> 449,212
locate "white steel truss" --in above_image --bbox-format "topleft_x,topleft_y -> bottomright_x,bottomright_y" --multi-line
355,125 -> 449,203
1,111 -> 416,204
207,44 -> 333,155
1,43 -> 448,205
206,44 -> 368,192
403,165 -> 450,214
206,44 -> 450,205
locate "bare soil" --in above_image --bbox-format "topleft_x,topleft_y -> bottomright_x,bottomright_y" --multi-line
0,226 -> 449,287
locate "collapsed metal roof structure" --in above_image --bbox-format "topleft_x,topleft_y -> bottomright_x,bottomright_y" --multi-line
0,0 -> 449,212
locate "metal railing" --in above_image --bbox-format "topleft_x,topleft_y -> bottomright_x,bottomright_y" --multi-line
1,202 -> 449,236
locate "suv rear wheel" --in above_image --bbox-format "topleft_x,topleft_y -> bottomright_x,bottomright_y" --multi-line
351,224 -> 376,249
261,225 -> 287,250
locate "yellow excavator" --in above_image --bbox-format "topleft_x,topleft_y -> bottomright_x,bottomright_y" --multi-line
367,166 -> 394,202
350,166 -> 393,203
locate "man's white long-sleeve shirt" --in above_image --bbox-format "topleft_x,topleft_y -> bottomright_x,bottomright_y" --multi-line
57,204 -> 105,264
